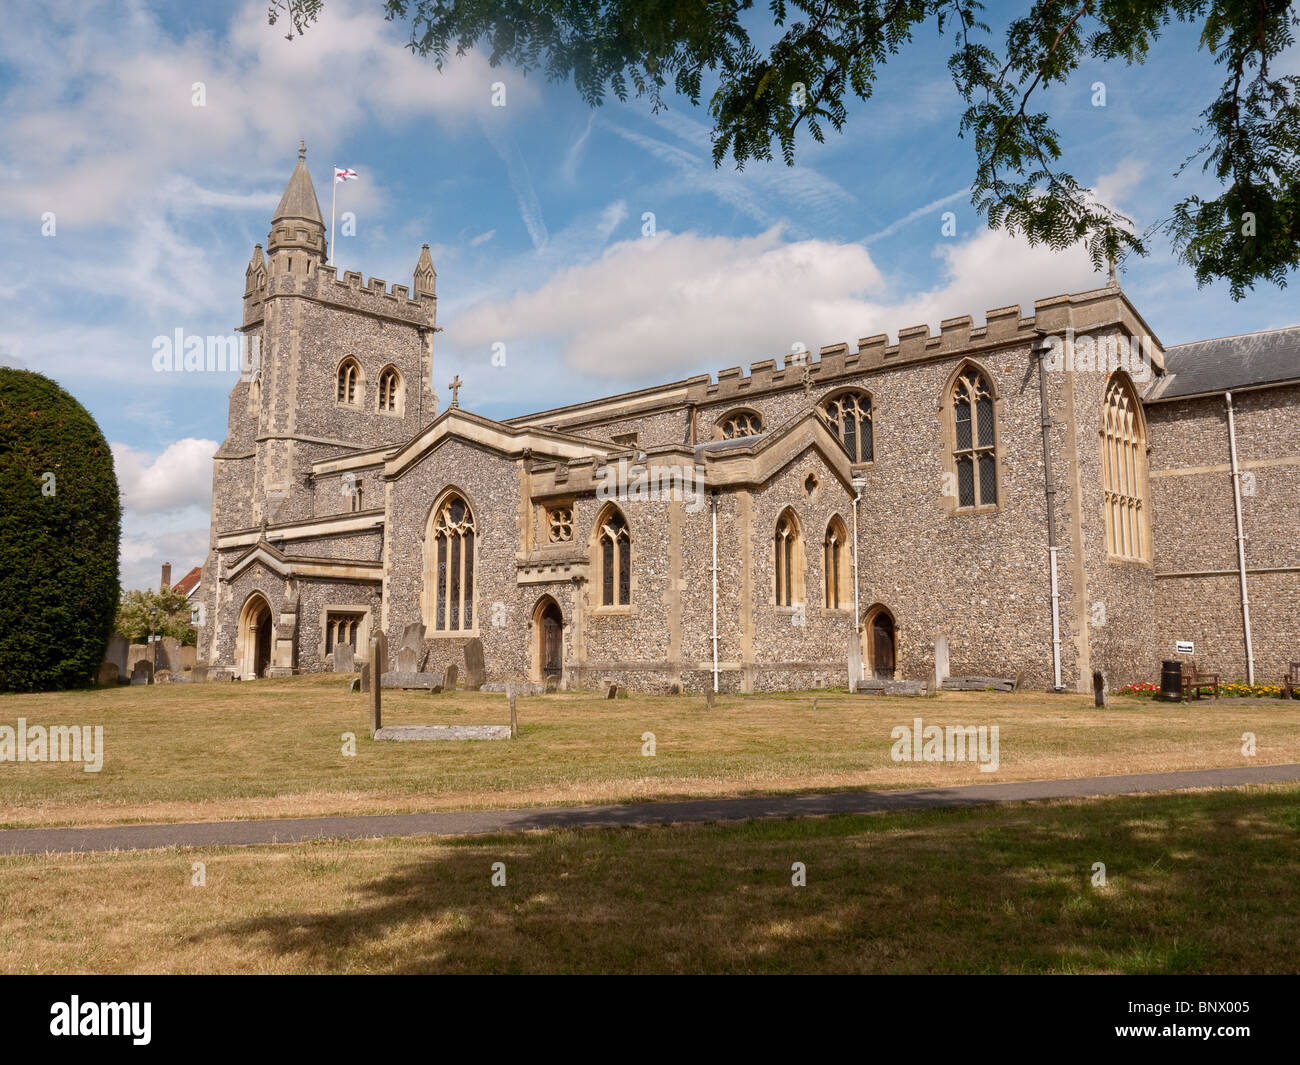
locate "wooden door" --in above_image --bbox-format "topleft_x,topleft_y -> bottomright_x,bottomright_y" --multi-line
872,615 -> 895,680
542,607 -> 563,676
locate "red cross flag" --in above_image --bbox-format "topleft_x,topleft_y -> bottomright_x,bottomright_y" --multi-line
334,167 -> 358,183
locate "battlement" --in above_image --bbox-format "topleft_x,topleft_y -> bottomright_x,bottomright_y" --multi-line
242,260 -> 437,329
512,284 -> 1164,429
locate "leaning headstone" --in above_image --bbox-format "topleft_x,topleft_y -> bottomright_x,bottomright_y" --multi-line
442,662 -> 458,692
333,643 -> 355,673
104,633 -> 129,676
464,638 -> 486,691
606,683 -> 619,700
396,646 -> 419,674
544,674 -> 558,694
96,662 -> 119,687
1093,670 -> 1109,709
934,636 -> 950,687
367,634 -> 383,735
154,669 -> 173,684
130,661 -> 153,685
399,622 -> 425,652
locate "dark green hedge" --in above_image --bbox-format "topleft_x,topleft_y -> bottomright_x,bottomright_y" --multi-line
0,369 -> 121,692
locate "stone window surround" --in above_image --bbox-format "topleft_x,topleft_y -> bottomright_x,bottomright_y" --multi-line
590,502 -> 634,610
317,605 -> 372,662
773,507 -> 806,608
336,356 -> 365,408
422,488 -> 480,636
820,386 -> 876,466
376,363 -> 405,417
715,406 -> 764,440
939,358 -> 1004,516
1101,371 -> 1152,563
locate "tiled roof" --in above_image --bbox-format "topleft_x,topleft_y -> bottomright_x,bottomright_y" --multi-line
1146,324 -> 1300,401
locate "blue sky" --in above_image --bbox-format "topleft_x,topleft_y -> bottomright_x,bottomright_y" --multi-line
2,0 -> 1296,589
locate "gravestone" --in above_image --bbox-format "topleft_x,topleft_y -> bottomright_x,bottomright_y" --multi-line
706,686 -> 715,708
399,622 -> 425,653
192,664 -> 209,684
130,661 -> 153,685
934,636 -> 950,687
96,662 -> 118,687
395,646 -> 420,674
349,678 -> 361,694
104,633 -> 129,676
359,661 -> 371,693
333,643 -> 355,673
442,663 -> 458,692
158,636 -> 182,673
154,669 -> 173,684
367,633 -> 384,735
544,675 -> 558,694
180,645 -> 197,671
464,638 -> 486,691
1093,670 -> 1109,708
606,683 -> 618,699
509,692 -> 518,738
848,631 -> 862,694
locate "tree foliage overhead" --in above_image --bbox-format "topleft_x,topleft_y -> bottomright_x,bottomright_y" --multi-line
0,369 -> 121,693
115,587 -> 199,647
269,0 -> 1300,298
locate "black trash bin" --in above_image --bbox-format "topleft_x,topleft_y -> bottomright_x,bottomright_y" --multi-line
1160,660 -> 1183,702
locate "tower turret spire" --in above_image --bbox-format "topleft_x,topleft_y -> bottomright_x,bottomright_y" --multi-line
267,141 -> 326,269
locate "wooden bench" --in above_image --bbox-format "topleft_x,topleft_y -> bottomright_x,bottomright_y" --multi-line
1284,662 -> 1300,699
1182,663 -> 1220,700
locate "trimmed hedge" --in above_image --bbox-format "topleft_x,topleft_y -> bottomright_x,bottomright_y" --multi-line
0,369 -> 121,692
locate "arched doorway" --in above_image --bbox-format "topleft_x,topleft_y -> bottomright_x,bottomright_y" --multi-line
237,593 -> 274,681
531,596 -> 564,684
861,605 -> 897,680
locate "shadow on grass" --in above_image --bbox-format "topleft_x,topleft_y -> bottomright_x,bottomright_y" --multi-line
194,787 -> 1300,974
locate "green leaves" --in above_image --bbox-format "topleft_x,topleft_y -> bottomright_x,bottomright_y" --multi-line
268,0 -> 1300,297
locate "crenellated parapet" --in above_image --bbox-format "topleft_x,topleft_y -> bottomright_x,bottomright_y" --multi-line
510,283 -> 1166,431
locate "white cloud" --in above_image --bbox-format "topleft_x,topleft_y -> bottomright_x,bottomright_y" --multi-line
112,438 -> 218,515
448,224 -> 1105,387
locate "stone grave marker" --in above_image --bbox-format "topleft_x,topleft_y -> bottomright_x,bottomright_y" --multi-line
334,643 -> 355,673
359,661 -> 371,693
192,664 -> 209,683
706,686 -> 715,708
130,661 -> 153,685
544,675 -> 558,694
155,669 -> 173,684
1093,670 -> 1109,708
104,633 -> 129,676
96,662 -> 119,687
509,692 -> 518,738
934,636 -> 950,687
442,662 -> 458,692
368,632 -> 384,735
606,683 -> 619,699
464,638 -> 486,691
396,645 -> 420,674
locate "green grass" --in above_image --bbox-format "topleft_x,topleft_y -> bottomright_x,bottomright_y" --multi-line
1,674 -> 1298,828
2,785 -> 1296,973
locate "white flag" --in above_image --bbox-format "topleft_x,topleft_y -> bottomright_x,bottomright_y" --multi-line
334,167 -> 358,183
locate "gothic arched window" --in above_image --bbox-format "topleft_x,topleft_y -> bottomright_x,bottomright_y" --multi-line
823,390 -> 873,463
429,494 -> 475,631
597,508 -> 631,606
950,367 -> 997,508
378,366 -> 402,413
824,516 -> 849,609
717,409 -> 763,440
1102,374 -> 1149,560
337,358 -> 362,406
774,509 -> 803,608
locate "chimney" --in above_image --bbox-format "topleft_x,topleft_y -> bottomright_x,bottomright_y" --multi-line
161,562 -> 172,591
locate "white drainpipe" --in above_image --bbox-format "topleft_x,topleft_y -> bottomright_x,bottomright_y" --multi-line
711,491 -> 719,693
1225,392 -> 1256,685
851,482 -> 863,687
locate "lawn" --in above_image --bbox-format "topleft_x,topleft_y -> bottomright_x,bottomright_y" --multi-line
1,674 -> 1296,829
2,785 -> 1296,973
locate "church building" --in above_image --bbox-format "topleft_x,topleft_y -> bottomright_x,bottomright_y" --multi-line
196,147 -> 1300,693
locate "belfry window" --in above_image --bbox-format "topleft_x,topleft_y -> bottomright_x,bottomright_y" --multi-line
337,358 -> 362,406
378,367 -> 401,412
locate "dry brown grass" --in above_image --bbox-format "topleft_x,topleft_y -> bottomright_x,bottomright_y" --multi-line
2,784 -> 1296,974
1,674 -> 1296,829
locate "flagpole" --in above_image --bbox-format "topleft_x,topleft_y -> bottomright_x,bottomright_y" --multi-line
330,167 -> 336,267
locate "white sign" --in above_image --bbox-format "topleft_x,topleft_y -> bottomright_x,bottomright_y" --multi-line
1175,640 -> 1195,655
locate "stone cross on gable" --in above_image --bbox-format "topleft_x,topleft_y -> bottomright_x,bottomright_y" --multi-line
449,375 -> 463,408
